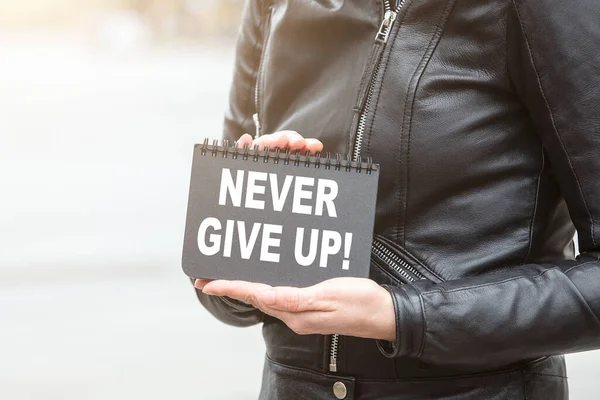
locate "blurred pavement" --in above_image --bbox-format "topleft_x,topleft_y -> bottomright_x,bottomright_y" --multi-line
0,33 -> 597,399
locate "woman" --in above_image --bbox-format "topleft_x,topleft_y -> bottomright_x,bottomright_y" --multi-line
193,0 -> 600,398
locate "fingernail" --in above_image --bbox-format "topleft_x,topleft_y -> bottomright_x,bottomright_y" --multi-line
202,288 -> 214,295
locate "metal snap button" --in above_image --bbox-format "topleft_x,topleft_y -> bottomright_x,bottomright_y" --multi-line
333,381 -> 347,399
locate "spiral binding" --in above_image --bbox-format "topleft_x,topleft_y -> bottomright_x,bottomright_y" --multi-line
198,138 -> 378,174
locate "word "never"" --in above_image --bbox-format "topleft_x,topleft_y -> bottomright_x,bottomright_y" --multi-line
218,168 -> 338,217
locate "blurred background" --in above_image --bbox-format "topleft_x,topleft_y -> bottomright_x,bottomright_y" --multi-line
0,1 -> 597,399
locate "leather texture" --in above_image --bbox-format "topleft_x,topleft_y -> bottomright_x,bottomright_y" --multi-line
195,0 -> 600,398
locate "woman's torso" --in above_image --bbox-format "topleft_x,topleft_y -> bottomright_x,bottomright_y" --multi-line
237,0 -> 573,398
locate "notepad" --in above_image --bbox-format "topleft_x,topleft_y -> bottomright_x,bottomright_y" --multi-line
182,140 -> 380,287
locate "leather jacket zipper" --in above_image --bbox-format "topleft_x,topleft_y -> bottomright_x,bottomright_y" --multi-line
253,6 -> 273,138
329,0 -> 406,374
352,0 -> 406,160
372,239 -> 424,283
328,333 -> 340,372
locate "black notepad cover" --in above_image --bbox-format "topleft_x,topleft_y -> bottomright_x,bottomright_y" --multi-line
182,143 -> 379,288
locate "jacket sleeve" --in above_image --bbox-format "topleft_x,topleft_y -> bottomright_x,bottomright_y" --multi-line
193,0 -> 267,327
380,0 -> 600,367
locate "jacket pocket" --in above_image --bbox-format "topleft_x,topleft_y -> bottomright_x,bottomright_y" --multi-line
370,234 -> 444,285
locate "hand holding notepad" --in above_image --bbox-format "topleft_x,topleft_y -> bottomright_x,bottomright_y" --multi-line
182,135 -> 380,287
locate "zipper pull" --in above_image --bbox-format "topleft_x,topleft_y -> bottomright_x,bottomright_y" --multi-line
329,333 -> 339,372
375,10 -> 397,43
253,113 -> 261,139
329,357 -> 337,373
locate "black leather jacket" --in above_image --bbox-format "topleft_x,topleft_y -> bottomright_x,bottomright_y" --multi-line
194,0 -> 600,398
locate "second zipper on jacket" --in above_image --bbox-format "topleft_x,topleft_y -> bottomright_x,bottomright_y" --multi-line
371,238 -> 425,284
253,6 -> 273,138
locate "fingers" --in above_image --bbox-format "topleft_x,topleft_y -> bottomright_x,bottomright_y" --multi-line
245,131 -> 324,155
304,138 -> 324,154
256,286 -> 330,313
253,130 -> 305,151
236,133 -> 253,149
203,280 -> 330,313
202,280 -> 273,306
202,280 -> 337,335
194,279 -> 213,290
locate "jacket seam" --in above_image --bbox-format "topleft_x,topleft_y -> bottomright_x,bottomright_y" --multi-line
525,372 -> 568,379
267,353 -> 537,383
564,257 -> 600,274
523,146 -> 545,264
241,0 -> 267,133
394,287 -> 402,354
420,268 -> 553,296
404,0 -> 457,248
522,368 -> 528,400
416,286 -> 427,358
348,0 -> 380,157
421,259 -> 598,297
361,0 -> 388,156
562,263 -> 600,326
395,11 -> 415,244
367,0 -> 413,243
503,0 -> 513,92
265,355 -> 355,381
511,0 -> 596,248
254,2 -> 273,136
